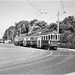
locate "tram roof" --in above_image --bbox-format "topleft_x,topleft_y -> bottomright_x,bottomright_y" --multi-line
14,31 -> 60,40
19,31 -> 59,38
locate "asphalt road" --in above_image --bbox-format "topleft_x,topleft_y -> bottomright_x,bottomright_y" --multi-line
0,43 -> 75,75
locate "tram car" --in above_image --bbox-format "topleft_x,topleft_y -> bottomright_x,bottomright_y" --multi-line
13,36 -> 20,46
13,31 -> 60,50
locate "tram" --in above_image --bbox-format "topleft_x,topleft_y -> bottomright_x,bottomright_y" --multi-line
13,31 -> 60,50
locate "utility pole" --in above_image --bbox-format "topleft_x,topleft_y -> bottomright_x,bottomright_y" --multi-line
19,27 -> 21,36
57,12 -> 59,33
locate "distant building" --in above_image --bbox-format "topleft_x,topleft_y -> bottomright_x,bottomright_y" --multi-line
0,39 -> 4,43
4,39 -> 11,43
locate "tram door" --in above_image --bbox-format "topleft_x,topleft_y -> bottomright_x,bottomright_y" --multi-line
23,37 -> 27,46
37,36 -> 41,48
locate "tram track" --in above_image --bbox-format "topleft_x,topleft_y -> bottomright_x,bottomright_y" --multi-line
0,44 -> 75,74
0,48 -> 53,69
28,50 -> 74,74
0,49 -> 70,74
0,49 -> 47,67
26,52 -> 70,74
0,50 -> 60,74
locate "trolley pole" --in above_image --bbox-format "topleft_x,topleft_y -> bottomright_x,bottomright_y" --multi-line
57,12 -> 59,33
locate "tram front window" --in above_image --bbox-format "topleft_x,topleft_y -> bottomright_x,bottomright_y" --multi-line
51,34 -> 56,40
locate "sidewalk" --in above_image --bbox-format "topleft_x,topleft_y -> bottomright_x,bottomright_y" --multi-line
66,72 -> 75,75
58,48 -> 75,51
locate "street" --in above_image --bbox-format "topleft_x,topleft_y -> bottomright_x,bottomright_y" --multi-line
0,43 -> 75,74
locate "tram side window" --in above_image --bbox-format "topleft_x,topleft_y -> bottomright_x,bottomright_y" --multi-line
51,34 -> 56,40
56,35 -> 57,40
44,36 -> 45,40
43,36 -> 44,40
42,36 -> 43,40
49,35 -> 50,40
46,36 -> 47,40
51,35 -> 52,39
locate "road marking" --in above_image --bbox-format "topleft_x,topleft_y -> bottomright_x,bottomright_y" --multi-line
27,51 -> 52,62
0,51 -> 61,72
36,53 -> 72,72
29,52 -> 71,73
50,54 -> 72,67
0,51 -> 54,71
0,50 -> 51,68
0,49 -> 36,65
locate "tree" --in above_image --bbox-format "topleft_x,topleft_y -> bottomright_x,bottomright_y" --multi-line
29,20 -> 48,34
14,21 -> 29,36
20,21 -> 29,34
36,21 -> 47,29
30,19 -> 38,26
2,30 -> 8,41
48,23 -> 57,32
2,26 -> 15,41
60,31 -> 72,43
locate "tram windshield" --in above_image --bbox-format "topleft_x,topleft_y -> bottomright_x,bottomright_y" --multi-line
51,34 -> 57,40
51,34 -> 60,40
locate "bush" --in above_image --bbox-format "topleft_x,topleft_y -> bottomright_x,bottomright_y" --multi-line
59,43 -> 75,49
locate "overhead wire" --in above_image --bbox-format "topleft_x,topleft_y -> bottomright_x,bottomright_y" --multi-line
29,12 -> 39,20
27,0 -> 47,19
47,15 -> 57,21
31,1 -> 42,11
43,8 -> 62,20
27,0 -> 41,13
34,13 -> 42,19
61,0 -> 66,13
46,11 -> 65,24
27,0 -> 67,23
45,0 -> 66,22
39,0 -> 64,21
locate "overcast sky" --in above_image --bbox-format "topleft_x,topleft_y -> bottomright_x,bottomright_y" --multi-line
0,0 -> 75,38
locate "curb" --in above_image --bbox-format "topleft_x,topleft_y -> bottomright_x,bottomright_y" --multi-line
58,48 -> 75,51
66,72 -> 75,75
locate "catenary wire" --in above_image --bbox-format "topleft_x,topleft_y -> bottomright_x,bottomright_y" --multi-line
27,0 -> 41,13
27,0 -> 46,19
31,1 -> 42,11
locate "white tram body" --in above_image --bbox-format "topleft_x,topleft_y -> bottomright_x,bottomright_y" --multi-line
14,31 -> 60,50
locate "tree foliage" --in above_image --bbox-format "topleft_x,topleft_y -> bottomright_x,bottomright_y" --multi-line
2,15 -> 75,49
2,26 -> 15,41
14,21 -> 29,36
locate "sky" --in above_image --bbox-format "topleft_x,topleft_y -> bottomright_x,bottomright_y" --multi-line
0,0 -> 75,38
